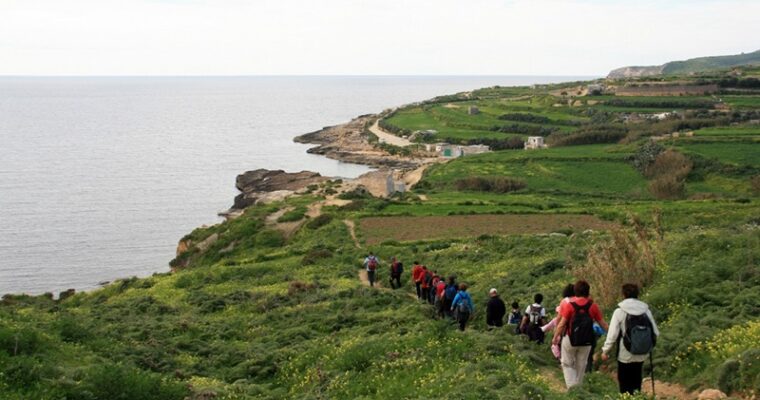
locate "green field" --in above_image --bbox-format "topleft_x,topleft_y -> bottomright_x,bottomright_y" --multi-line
675,140 -> 760,166
694,126 -> 760,136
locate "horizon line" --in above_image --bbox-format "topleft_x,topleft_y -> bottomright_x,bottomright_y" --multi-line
0,73 -> 603,78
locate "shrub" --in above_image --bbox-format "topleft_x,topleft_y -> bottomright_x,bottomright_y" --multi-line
338,187 -> 372,200
56,315 -> 91,343
572,216 -> 657,309
255,230 -> 285,247
546,124 -> 627,147
498,113 -> 551,124
276,207 -> 307,223
67,363 -> 189,400
751,175 -> 760,196
454,177 -> 526,193
649,175 -> 686,199
644,150 -> 693,199
631,141 -> 665,173
0,326 -> 41,356
306,214 -> 333,229
302,248 -> 333,265
465,136 -> 524,150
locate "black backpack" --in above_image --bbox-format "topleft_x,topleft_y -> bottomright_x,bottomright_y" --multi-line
623,313 -> 656,355
568,301 -> 595,346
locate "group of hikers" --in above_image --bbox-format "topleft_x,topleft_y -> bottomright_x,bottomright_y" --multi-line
362,253 -> 660,395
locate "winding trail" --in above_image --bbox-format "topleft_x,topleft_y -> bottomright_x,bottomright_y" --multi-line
343,219 -> 361,248
369,119 -> 412,147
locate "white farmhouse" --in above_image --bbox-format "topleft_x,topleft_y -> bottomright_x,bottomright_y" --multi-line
524,136 -> 546,150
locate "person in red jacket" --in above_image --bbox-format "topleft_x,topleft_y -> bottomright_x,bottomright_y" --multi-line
420,266 -> 431,302
434,276 -> 447,318
551,280 -> 609,389
411,261 -> 424,299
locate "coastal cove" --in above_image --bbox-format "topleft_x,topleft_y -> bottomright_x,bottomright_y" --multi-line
0,75 -> 588,295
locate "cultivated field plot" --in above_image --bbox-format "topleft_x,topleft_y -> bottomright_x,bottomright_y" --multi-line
359,214 -> 615,245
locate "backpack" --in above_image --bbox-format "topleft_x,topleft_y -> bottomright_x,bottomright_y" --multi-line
445,285 -> 458,301
456,293 -> 470,314
367,257 -> 378,271
528,305 -> 544,326
508,310 -> 522,325
568,301 -> 595,346
622,313 -> 656,355
424,270 -> 432,285
391,261 -> 403,275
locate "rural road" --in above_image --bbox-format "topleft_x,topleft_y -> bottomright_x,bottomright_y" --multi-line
369,119 -> 412,147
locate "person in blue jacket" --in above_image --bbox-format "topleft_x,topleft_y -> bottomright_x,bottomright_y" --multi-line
450,283 -> 474,331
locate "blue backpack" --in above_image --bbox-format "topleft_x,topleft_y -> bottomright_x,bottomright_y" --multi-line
444,285 -> 458,301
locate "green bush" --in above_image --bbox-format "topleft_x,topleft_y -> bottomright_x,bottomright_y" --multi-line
277,207 -> 307,223
454,176 -> 526,193
66,363 -> 189,400
306,214 -> 333,229
255,229 -> 285,247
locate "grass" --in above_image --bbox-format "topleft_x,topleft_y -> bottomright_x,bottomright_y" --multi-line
674,140 -> 760,166
422,147 -> 647,197
693,126 -> 760,137
2,72 -> 760,399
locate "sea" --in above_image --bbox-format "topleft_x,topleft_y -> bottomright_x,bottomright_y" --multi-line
0,76 -> 590,295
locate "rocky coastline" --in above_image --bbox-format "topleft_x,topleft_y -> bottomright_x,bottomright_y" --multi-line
293,114 -> 423,169
218,112 -> 439,217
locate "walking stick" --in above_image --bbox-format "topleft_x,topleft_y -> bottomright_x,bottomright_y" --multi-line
650,350 -> 655,399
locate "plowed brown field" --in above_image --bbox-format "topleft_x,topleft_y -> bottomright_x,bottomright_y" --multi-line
359,214 -> 615,245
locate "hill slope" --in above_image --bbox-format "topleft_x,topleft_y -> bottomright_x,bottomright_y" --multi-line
608,49 -> 760,78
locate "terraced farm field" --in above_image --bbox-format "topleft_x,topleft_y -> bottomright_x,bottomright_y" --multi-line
359,214 -> 615,244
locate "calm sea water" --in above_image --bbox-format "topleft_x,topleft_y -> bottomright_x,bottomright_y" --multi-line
0,76 -> 589,295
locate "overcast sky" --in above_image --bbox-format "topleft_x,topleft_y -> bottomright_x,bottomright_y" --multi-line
1,0 -> 758,76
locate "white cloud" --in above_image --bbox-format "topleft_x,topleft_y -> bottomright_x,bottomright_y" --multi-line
0,0 -> 758,75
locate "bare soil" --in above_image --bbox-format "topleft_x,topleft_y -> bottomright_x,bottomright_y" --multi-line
359,214 -> 615,245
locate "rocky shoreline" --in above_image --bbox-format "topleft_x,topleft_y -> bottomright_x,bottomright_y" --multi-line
219,112 -> 440,216
293,114 -> 424,169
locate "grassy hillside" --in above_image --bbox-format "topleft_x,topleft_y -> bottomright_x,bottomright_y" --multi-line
1,72 -> 759,399
662,50 -> 760,75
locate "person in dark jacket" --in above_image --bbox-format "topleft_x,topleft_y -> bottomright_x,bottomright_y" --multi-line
389,256 -> 403,289
486,288 -> 506,329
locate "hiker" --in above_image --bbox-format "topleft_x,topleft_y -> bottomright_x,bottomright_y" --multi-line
520,293 -> 547,343
508,301 -> 522,332
363,252 -> 380,287
420,266 -> 431,303
429,271 -> 441,304
389,257 -> 403,289
434,276 -> 447,318
601,283 -> 659,395
587,322 -> 606,373
551,280 -> 609,389
443,276 -> 458,318
426,270 -> 439,304
451,283 -> 474,331
411,261 -> 424,299
542,283 -> 575,334
486,288 -> 506,329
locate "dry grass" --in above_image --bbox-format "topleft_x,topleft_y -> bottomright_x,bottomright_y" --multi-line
645,150 -> 693,199
571,213 -> 659,309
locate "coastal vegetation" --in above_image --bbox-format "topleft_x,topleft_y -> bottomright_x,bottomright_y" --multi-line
2,65 -> 759,399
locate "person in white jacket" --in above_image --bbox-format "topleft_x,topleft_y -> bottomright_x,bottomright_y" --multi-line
601,283 -> 660,395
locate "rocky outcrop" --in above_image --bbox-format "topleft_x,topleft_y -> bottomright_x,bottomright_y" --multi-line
228,169 -> 329,212
294,114 -> 425,169
236,169 -> 326,193
607,65 -> 664,79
